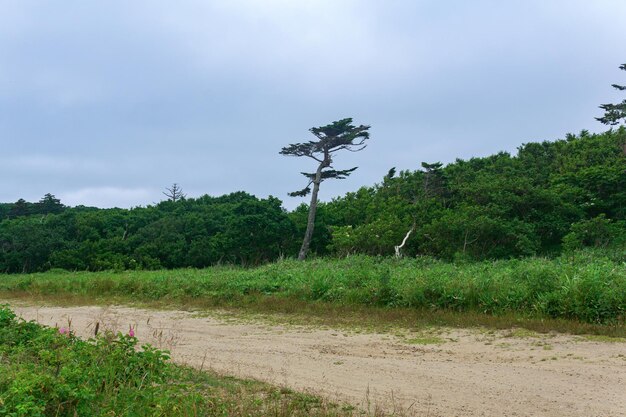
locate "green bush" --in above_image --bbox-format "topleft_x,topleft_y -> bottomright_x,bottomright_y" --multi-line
0,306 -> 203,417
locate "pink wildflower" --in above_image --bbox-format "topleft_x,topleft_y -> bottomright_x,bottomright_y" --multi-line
59,327 -> 69,335
128,326 -> 135,337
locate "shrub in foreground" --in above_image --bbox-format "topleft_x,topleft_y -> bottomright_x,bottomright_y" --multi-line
0,306 -> 366,417
0,306 -> 197,416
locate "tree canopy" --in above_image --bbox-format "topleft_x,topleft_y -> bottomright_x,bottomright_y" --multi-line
280,118 -> 370,197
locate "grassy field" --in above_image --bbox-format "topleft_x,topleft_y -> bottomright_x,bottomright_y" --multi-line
1,252 -> 624,335
0,305 -> 376,417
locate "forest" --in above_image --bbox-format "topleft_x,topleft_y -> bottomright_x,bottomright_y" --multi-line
0,127 -> 624,273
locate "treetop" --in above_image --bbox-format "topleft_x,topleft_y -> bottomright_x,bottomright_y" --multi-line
280,118 -> 370,161
281,118 -> 371,198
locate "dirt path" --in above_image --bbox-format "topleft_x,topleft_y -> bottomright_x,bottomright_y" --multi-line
6,302 -> 626,417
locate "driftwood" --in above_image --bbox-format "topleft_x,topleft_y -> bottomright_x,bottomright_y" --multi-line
394,225 -> 415,258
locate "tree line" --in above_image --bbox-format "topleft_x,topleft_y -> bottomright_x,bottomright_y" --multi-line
1,127 -> 624,273
314,128 -> 625,260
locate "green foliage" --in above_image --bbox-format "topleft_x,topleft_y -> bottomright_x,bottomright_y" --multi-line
562,215 -> 626,252
2,255 -> 624,324
0,306 -> 193,416
0,193 -> 296,273
35,193 -> 64,215
323,128 -> 625,259
7,199 -> 32,218
418,206 -> 539,259
329,217 -> 406,257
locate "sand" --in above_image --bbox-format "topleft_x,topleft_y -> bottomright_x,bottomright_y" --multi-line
6,302 -> 626,417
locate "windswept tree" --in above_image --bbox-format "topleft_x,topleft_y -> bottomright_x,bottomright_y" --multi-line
163,183 -> 186,202
596,63 -> 626,126
280,118 -> 370,260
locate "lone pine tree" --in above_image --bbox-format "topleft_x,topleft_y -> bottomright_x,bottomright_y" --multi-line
280,118 -> 370,260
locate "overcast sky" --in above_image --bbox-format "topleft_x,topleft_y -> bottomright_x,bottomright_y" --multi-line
1,0 -> 625,209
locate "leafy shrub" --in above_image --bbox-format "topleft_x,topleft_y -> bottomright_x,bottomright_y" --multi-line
562,215 -> 626,253
0,305 -> 203,417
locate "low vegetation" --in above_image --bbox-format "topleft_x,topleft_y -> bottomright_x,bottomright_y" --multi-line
0,306 -> 368,417
1,254 -> 623,330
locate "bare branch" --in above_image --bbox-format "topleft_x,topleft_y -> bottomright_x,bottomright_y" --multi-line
346,144 -> 367,153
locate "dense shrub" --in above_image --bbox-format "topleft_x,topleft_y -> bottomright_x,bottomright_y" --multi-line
0,306 -> 200,417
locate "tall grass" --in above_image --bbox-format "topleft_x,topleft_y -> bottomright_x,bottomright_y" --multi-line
1,253 -> 624,325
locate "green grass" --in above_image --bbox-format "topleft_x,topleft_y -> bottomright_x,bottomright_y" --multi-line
0,305 -> 380,417
0,254 -> 624,332
404,336 -> 445,345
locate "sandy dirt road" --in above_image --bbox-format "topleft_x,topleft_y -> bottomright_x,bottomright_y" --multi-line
6,302 -> 626,417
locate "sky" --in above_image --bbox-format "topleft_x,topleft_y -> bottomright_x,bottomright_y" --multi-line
1,0 -> 625,210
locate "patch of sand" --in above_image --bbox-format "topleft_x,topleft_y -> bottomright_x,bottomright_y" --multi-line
7,302 -> 626,417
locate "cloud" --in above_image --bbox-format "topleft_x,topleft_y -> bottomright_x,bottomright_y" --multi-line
0,155 -> 107,175
59,187 -> 155,208
0,1 -> 625,209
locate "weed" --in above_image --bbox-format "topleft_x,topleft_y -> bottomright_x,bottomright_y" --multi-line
404,336 -> 445,345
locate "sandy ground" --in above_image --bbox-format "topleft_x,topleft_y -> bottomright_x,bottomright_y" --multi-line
5,301 -> 626,417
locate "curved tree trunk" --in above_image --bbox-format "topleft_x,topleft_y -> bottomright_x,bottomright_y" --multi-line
298,165 -> 323,260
